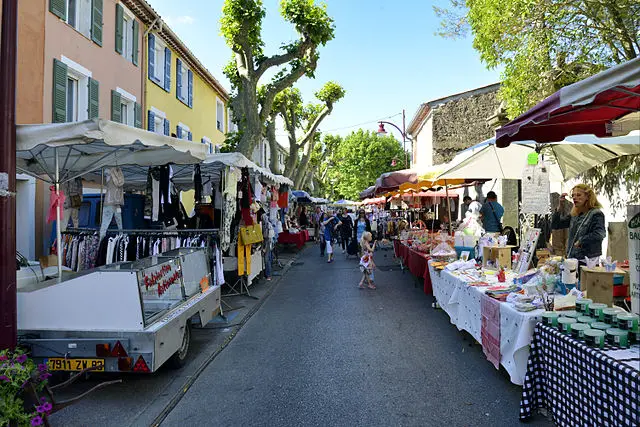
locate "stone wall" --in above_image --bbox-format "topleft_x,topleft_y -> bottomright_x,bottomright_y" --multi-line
431,88 -> 501,164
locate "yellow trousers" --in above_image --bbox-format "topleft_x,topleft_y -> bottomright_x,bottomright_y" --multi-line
237,240 -> 252,276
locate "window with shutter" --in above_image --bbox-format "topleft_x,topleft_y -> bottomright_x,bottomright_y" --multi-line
91,0 -> 103,46
176,125 -> 182,139
187,70 -> 193,108
176,58 -> 183,101
216,99 -> 224,132
132,20 -> 139,65
88,78 -> 99,119
148,33 -> 156,81
52,59 -> 68,123
147,110 -> 155,132
164,47 -> 171,92
134,103 -> 142,128
115,3 -> 123,54
163,119 -> 170,136
111,90 -> 122,122
49,0 -> 67,20
187,131 -> 192,141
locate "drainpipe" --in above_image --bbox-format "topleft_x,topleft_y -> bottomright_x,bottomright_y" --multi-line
141,18 -> 161,129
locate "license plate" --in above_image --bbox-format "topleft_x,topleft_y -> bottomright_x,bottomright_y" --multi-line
47,358 -> 105,372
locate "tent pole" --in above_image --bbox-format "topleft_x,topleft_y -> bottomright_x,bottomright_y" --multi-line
445,180 -> 452,235
55,148 -> 62,280
100,168 -> 104,227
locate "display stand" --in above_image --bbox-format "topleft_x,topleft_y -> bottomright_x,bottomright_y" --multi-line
482,245 -> 516,270
580,267 -> 626,306
513,228 -> 541,273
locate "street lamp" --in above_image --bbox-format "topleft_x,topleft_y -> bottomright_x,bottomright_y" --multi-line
376,109 -> 410,169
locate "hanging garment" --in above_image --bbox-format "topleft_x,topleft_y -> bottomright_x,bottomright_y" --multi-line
194,164 -> 203,203
104,167 -> 125,207
99,205 -> 123,239
237,238 -> 252,276
47,186 -> 65,224
214,244 -> 225,286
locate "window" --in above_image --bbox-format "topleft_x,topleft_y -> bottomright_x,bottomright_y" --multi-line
66,77 -> 78,122
52,57 -> 98,123
148,34 -> 170,91
177,123 -> 192,141
147,107 -> 169,136
227,108 -> 237,133
49,0 -> 102,45
111,88 -> 140,127
176,59 -> 193,107
216,99 -> 224,132
115,3 -> 139,64
201,136 -> 213,155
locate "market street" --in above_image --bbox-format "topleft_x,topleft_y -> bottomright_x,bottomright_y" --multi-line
158,245 -> 550,426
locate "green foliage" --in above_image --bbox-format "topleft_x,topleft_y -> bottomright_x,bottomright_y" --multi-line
220,0 -> 266,58
220,130 -> 241,153
315,81 -> 345,104
582,155 -> 640,213
1,349 -> 52,427
321,130 -> 405,200
280,0 -> 335,46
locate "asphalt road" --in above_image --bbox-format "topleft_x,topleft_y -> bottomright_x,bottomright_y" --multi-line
159,244 -> 551,427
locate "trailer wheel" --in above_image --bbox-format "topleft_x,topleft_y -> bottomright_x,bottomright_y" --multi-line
168,322 -> 191,369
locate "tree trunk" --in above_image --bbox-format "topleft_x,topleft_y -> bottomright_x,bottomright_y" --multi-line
235,83 -> 262,156
265,117 -> 280,174
293,134 -> 317,188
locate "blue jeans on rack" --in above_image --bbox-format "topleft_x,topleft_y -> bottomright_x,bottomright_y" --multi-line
264,249 -> 273,278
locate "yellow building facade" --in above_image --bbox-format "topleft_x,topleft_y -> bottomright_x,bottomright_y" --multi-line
142,25 -> 229,152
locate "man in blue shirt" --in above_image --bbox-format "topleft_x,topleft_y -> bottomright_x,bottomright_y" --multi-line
480,191 -> 504,233
322,210 -> 342,263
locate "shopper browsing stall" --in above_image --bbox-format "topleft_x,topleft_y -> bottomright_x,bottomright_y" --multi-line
339,209 -> 354,253
552,184 -> 606,262
480,191 -> 504,233
353,210 -> 372,248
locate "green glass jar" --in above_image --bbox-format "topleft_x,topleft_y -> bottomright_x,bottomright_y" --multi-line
577,316 -> 595,325
558,317 -> 577,334
606,328 -> 629,348
584,329 -> 605,349
616,313 -> 639,332
589,303 -> 607,320
575,298 -> 592,314
571,323 -> 590,340
542,311 -> 559,327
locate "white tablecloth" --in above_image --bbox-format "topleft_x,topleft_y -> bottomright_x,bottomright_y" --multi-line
429,264 -> 543,385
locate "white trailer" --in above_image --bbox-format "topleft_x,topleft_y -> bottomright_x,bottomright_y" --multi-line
18,248 -> 220,373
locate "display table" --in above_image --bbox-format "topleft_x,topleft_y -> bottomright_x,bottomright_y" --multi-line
393,240 -> 432,294
277,230 -> 309,249
520,323 -> 640,426
429,263 -> 544,385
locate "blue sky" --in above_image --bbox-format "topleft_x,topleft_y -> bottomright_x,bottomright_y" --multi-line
148,0 -> 501,141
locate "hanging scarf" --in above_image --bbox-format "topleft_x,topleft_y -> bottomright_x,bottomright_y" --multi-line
47,185 -> 66,223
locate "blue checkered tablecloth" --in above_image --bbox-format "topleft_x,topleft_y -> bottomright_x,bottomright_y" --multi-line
520,323 -> 640,426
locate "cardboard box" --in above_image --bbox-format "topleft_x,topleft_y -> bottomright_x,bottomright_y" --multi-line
39,255 -> 58,268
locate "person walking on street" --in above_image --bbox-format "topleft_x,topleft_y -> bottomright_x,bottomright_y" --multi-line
480,191 -> 504,233
314,207 -> 325,257
358,231 -> 377,289
339,209 -> 354,253
353,210 -> 371,254
323,210 -> 342,263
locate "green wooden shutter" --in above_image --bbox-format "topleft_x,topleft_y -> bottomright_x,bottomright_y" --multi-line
49,0 -> 66,20
134,103 -> 142,128
52,59 -> 68,123
132,20 -> 139,65
88,78 -> 100,119
111,90 -> 122,123
115,3 -> 123,54
91,0 -> 103,46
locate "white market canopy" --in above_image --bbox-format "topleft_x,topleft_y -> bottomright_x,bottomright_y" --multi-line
437,133 -> 640,182
16,119 -> 207,184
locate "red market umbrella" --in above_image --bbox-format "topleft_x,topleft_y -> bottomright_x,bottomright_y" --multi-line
496,57 -> 640,147
374,169 -> 418,194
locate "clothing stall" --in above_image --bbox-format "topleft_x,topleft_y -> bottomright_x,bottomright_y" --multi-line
16,119 -> 223,372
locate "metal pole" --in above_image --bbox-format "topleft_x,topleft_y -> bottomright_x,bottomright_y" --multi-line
445,180 -> 452,235
402,109 -> 407,169
0,0 -> 18,350
55,149 -> 63,280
